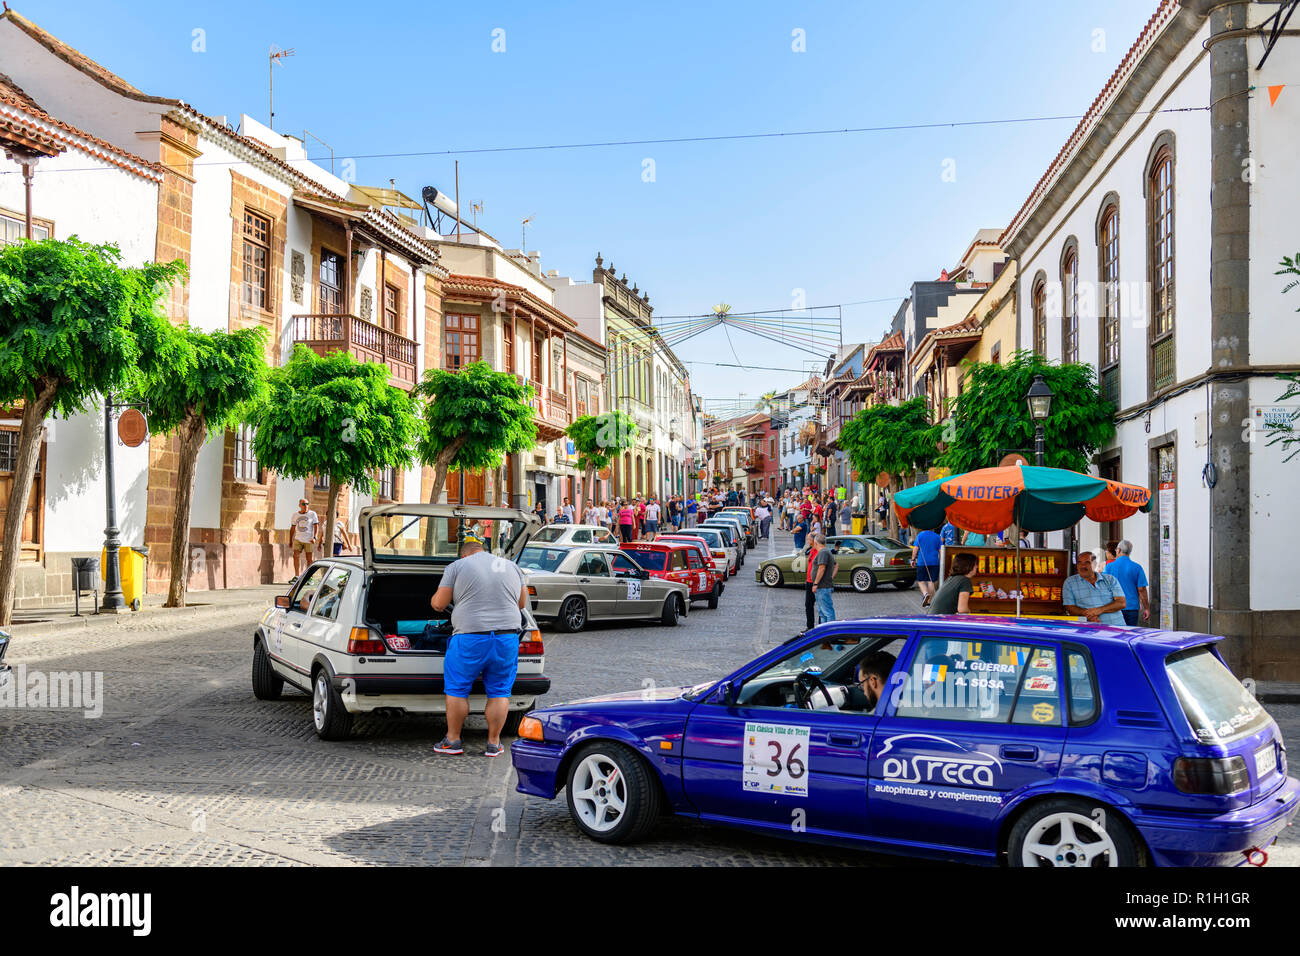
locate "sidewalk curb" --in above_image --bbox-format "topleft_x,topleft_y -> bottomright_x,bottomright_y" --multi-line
5,596 -> 270,639
1258,690 -> 1300,704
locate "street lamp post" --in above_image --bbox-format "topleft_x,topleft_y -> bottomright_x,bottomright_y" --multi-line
101,391 -> 127,612
1024,374 -> 1055,548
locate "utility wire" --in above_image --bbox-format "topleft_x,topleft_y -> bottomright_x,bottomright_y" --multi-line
3,105 -> 1214,176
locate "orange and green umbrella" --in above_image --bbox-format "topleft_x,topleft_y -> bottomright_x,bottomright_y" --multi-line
893,464 -> 1151,534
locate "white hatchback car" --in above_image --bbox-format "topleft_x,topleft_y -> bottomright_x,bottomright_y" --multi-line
528,523 -> 621,547
252,504 -> 547,740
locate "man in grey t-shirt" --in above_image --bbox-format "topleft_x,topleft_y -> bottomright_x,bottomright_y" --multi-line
430,536 -> 527,757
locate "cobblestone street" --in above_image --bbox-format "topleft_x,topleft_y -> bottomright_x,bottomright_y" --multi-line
1,529 -> 1295,866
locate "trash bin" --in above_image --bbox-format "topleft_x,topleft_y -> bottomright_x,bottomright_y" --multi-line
71,556 -> 99,592
101,546 -> 149,610
852,514 -> 867,535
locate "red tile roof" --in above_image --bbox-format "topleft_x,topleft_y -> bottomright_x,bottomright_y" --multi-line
1000,0 -> 1179,250
444,273 -> 579,332
0,90 -> 163,181
1,9 -> 177,106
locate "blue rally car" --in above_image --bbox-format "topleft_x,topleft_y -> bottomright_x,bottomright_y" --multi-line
511,616 -> 1298,866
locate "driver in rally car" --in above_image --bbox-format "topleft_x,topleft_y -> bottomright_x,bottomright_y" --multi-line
842,651 -> 897,713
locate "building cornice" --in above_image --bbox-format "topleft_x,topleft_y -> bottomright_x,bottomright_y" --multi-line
1001,0 -> 1203,257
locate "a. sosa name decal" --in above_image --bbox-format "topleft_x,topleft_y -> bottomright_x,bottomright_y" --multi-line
876,733 -> 1004,789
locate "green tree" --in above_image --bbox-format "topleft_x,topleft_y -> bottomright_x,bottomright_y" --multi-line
415,361 -> 537,505
938,350 -> 1115,474
566,410 -> 639,499
838,397 -> 940,506
130,326 -> 268,607
1265,254 -> 1300,461
0,238 -> 185,625
249,346 -> 423,556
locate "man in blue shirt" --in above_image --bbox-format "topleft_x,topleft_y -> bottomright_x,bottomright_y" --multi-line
1062,550 -> 1127,625
940,520 -> 960,548
911,527 -> 942,608
1105,539 -> 1151,626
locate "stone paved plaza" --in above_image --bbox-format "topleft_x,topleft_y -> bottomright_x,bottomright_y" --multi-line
1,529 -> 1295,867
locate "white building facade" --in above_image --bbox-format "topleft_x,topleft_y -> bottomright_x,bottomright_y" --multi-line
1004,0 -> 1300,679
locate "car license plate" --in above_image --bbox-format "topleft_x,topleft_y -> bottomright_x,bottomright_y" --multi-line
1255,743 -> 1277,779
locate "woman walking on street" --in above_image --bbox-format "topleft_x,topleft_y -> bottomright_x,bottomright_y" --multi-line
618,500 -> 636,543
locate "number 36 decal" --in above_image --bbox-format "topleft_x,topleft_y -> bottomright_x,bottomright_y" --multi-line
743,722 -> 811,796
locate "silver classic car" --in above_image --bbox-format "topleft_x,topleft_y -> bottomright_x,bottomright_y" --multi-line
518,543 -> 690,633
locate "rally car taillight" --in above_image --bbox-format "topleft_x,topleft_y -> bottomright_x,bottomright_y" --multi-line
1172,756 -> 1250,795
519,630 -> 544,656
347,627 -> 387,656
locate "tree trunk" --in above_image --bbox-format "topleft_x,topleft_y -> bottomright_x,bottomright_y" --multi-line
323,481 -> 342,557
0,379 -> 60,626
426,436 -> 469,505
165,412 -> 208,608
584,464 -> 597,509
423,437 -> 468,554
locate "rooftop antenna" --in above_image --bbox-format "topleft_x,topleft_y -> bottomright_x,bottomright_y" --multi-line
471,200 -> 483,229
269,45 -> 295,130
521,216 -> 533,251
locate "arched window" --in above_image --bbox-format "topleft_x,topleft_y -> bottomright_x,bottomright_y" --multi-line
1032,274 -> 1047,356
1061,242 -> 1079,364
1098,202 -> 1120,406
1148,142 -> 1175,392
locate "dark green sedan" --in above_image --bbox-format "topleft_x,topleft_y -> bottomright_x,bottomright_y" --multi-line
754,535 -> 916,592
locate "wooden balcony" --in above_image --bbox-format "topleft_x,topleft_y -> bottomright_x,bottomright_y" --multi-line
525,385 -> 570,442
291,313 -> 417,389
742,452 -> 765,474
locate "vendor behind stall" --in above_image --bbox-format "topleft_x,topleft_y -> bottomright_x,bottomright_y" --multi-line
930,552 -> 977,614
1062,550 -> 1126,625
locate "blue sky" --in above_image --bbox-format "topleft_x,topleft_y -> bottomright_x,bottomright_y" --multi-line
22,0 -> 1158,403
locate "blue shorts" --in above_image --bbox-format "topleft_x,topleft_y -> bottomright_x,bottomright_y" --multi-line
443,631 -> 519,698
917,564 -> 940,583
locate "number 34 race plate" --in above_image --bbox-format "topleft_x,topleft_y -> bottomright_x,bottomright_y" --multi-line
743,722 -> 810,796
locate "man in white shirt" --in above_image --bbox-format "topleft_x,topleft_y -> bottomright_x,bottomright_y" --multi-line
755,501 -> 772,540
582,499 -> 600,526
644,498 -> 661,539
291,498 -> 320,578
561,497 -> 576,524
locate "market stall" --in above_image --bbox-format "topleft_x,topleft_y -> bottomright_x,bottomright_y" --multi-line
893,464 -> 1153,619
940,545 -> 1070,617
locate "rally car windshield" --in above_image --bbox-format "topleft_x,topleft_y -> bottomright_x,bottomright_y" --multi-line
625,549 -> 668,570
518,547 -> 569,572
1166,645 -> 1271,744
688,530 -> 725,548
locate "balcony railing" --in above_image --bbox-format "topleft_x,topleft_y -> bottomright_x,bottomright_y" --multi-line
525,384 -> 570,439
741,452 -> 765,473
291,313 -> 417,388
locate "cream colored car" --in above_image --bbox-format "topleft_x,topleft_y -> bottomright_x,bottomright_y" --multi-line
253,504 -> 546,740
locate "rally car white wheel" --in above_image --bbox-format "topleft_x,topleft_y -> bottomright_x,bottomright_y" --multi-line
312,669 -> 353,741
1009,798 -> 1142,867
566,742 -> 662,843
